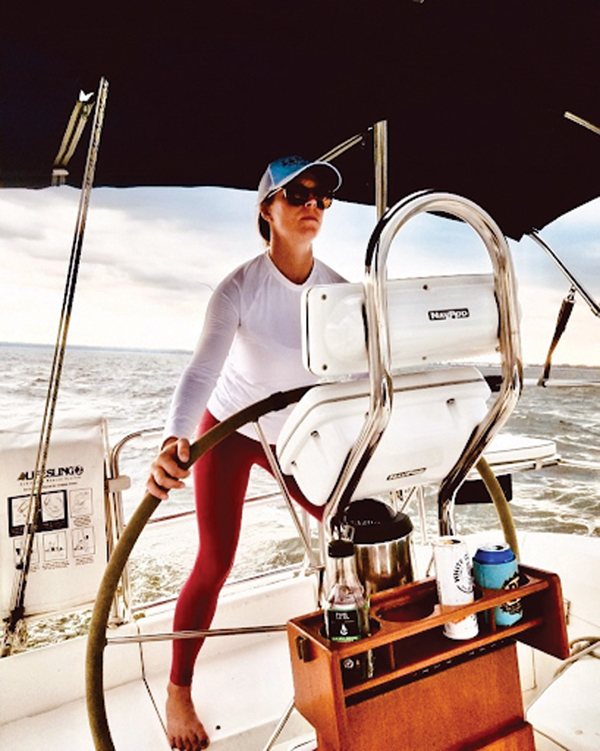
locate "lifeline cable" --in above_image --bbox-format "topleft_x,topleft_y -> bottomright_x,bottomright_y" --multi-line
1,78 -> 109,658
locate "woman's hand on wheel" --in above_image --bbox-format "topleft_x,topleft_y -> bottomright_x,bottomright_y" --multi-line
147,437 -> 191,500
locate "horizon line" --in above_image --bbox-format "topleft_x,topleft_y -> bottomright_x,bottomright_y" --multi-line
0,341 -> 193,356
2,341 -> 599,370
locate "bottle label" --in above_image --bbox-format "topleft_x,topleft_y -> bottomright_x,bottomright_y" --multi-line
326,608 -> 362,641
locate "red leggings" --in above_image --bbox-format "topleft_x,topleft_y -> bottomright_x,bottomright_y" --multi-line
170,410 -> 322,686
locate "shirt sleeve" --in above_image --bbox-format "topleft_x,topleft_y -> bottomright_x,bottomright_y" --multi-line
162,280 -> 240,441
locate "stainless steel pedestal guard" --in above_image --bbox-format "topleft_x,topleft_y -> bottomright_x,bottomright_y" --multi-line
322,191 -> 523,538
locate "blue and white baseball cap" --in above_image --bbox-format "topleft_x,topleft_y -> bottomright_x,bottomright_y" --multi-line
257,155 -> 342,204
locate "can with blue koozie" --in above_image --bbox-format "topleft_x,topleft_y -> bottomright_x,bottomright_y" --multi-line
473,543 -> 523,626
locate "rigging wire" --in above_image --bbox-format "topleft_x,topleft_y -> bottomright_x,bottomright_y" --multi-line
1,78 -> 109,658
528,231 -> 600,319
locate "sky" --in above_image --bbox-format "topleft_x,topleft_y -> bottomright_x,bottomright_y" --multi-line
0,185 -> 599,366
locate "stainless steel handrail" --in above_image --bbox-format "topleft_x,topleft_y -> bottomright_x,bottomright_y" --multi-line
107,424 -> 319,620
322,191 -> 523,538
107,427 -> 163,620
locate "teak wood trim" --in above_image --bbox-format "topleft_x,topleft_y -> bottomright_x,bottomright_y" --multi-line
287,565 -> 567,750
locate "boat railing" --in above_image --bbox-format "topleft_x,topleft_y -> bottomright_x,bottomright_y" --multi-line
369,193 -> 522,538
106,425 -> 321,623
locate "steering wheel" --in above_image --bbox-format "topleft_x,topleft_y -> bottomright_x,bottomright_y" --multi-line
86,387 -> 309,750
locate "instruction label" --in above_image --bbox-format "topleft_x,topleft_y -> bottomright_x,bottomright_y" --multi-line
0,416 -> 108,619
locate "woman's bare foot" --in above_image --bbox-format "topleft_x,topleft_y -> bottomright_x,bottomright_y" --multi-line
166,681 -> 210,750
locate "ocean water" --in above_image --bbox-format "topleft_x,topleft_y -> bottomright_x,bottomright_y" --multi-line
1,344 -> 599,647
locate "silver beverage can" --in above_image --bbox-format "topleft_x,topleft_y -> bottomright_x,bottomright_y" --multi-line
432,537 -> 479,640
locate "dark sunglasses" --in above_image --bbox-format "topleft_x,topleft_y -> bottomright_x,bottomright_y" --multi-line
282,184 -> 334,210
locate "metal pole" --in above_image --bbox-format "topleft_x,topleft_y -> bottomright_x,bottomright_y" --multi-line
262,699 -> 296,751
253,421 -> 320,571
374,120 -> 389,220
564,110 -> 600,138
320,120 -> 393,539
1,77 -> 109,657
319,131 -> 366,163
108,427 -> 164,621
106,624 -> 287,645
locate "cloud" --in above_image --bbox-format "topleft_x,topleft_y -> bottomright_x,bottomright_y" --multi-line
0,185 -> 598,363
0,222 -> 45,243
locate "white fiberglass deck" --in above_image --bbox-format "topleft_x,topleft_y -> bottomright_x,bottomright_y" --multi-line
1,533 -> 598,750
0,572 -> 318,750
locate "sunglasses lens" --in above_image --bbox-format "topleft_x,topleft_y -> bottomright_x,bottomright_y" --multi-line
284,186 -> 333,209
284,189 -> 307,206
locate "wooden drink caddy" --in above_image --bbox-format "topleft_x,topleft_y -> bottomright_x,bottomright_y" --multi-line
287,565 -> 569,750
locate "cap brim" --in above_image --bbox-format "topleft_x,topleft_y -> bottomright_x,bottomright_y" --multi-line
269,161 -> 342,197
258,158 -> 342,204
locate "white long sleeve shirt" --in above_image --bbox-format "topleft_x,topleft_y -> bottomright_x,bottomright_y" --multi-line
163,252 -> 345,443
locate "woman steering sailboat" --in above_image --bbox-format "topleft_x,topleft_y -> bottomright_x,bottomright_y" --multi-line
147,156 -> 344,750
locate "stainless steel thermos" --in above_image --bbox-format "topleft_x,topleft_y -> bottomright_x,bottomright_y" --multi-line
342,498 -> 414,596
